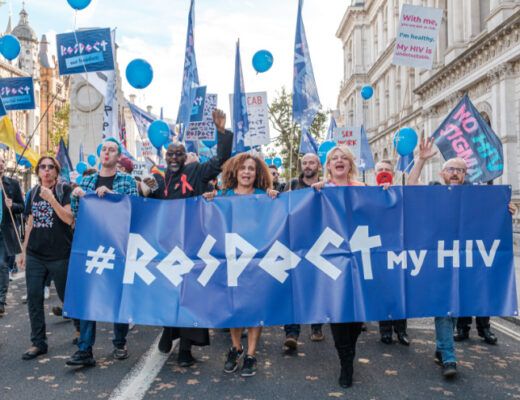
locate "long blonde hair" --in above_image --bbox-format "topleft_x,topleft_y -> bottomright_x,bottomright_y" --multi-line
325,145 -> 359,182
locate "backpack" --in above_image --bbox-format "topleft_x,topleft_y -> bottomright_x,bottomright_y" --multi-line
29,182 -> 67,206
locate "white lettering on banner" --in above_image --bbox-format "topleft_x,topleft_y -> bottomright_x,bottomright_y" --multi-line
438,240 -> 460,268
349,226 -> 383,280
197,235 -> 220,287
409,250 -> 427,277
387,250 -> 427,277
123,234 -> 157,285
86,245 -> 116,275
106,233 -> 503,288
258,241 -> 301,284
466,240 -> 474,267
305,228 -> 344,280
476,240 -> 500,267
387,251 -> 407,270
157,247 -> 195,287
226,233 -> 258,287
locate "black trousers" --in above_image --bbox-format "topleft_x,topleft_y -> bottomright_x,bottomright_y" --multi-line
26,255 -> 69,351
379,319 -> 407,335
330,322 -> 362,355
457,316 -> 490,332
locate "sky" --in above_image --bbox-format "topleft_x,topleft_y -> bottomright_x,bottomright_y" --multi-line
2,0 -> 348,123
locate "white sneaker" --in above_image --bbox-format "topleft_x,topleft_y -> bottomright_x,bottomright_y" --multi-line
44,286 -> 50,300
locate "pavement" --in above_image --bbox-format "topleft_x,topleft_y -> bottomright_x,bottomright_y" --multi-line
1,273 -> 520,400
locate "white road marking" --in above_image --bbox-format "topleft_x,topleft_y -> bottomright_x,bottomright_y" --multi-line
492,320 -> 520,342
108,335 -> 179,400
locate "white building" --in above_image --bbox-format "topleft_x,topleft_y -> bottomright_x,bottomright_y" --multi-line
336,0 -> 520,196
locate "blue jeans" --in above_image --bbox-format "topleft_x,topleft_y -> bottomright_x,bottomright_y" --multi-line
284,323 -> 323,337
78,320 -> 129,352
435,317 -> 457,364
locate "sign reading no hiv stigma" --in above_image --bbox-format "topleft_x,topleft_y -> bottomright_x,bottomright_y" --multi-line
432,95 -> 504,183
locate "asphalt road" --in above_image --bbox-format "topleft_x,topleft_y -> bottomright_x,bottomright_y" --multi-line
1,274 -> 520,400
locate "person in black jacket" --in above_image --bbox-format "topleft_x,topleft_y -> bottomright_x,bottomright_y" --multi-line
0,156 -> 24,316
144,108 -> 233,367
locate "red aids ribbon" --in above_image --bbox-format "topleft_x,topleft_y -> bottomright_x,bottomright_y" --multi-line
180,174 -> 193,195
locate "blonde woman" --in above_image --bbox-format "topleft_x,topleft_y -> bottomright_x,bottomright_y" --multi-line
312,144 -> 365,388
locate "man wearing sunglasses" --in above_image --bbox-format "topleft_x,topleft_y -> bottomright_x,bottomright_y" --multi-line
145,108 -> 233,367
0,156 -> 24,317
408,137 -> 516,379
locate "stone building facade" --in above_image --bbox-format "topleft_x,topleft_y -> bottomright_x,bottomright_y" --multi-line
336,0 -> 520,197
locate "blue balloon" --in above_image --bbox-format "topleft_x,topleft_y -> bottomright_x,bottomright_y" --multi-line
66,0 -> 92,10
163,141 -> 174,150
96,143 -> 102,157
273,157 -> 282,168
87,154 -> 97,167
76,175 -> 83,185
264,158 -> 273,166
393,127 -> 418,156
360,85 -> 374,100
252,50 -> 274,73
126,59 -> 153,89
202,139 -> 217,149
0,35 -> 21,61
318,141 -> 336,165
147,120 -> 170,149
76,161 -> 88,175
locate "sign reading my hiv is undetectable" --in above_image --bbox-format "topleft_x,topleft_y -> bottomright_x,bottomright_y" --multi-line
56,28 -> 114,75
392,4 -> 443,70
0,77 -> 35,110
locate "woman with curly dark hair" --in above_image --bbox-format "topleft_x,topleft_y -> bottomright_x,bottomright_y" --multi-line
203,153 -> 278,377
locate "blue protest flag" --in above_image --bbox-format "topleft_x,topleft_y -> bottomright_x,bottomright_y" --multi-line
432,94 -> 503,183
397,153 -> 414,173
326,116 -> 336,141
293,0 -> 320,154
232,40 -> 250,154
56,138 -> 73,182
358,125 -> 375,171
176,0 -> 199,153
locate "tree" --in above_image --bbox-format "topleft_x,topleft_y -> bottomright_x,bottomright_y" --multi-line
268,87 -> 327,180
47,103 -> 70,156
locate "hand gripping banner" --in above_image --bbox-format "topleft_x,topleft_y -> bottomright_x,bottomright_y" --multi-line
63,186 -> 518,327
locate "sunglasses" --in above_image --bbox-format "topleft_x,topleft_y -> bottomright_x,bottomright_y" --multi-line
39,164 -> 56,171
166,151 -> 185,157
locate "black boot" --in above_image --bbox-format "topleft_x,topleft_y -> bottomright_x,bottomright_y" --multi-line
158,327 -> 173,353
337,346 -> 355,388
454,327 -> 469,342
478,328 -> 498,345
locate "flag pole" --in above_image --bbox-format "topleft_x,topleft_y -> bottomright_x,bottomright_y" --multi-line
9,90 -> 61,178
0,180 -> 23,251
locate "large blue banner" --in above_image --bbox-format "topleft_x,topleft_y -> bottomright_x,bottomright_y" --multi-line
432,94 -> 503,183
0,77 -> 35,110
56,28 -> 114,75
63,186 -> 518,327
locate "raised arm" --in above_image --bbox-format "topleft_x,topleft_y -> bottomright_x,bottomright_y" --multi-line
407,137 -> 437,185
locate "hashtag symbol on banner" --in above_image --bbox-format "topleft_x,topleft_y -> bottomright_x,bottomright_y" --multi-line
85,246 -> 116,275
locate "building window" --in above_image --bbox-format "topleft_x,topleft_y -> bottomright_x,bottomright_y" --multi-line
479,0 -> 490,32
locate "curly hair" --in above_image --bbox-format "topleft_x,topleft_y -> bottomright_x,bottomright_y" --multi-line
221,153 -> 273,191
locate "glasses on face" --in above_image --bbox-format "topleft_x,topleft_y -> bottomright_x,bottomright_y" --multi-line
39,164 -> 56,171
166,151 -> 185,157
444,167 -> 466,174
